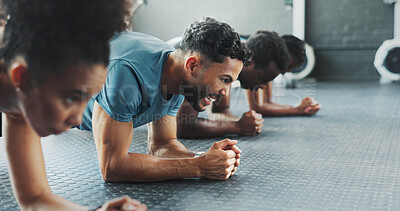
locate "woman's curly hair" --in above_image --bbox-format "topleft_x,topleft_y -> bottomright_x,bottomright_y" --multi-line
1,0 -> 130,85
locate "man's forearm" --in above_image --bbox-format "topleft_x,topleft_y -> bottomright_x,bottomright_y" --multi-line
150,138 -> 197,158
104,153 -> 201,182
177,118 -> 239,139
207,112 -> 240,122
251,104 -> 302,117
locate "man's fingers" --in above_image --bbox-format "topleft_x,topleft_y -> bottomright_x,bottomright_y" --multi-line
226,163 -> 235,172
236,153 -> 241,159
121,203 -> 138,211
314,104 -> 321,109
103,196 -> 144,210
224,144 -> 242,154
215,139 -> 237,149
304,104 -> 321,114
227,157 -> 236,166
235,158 -> 240,167
224,149 -> 237,159
255,118 -> 264,125
250,110 -> 263,119
231,167 -> 237,175
104,196 -> 130,207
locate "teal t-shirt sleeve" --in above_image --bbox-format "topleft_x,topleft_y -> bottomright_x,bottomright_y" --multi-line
167,95 -> 185,117
95,60 -> 142,122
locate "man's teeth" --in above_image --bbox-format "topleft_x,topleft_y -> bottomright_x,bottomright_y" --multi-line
206,96 -> 216,103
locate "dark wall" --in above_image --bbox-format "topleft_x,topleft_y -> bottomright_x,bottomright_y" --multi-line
306,0 -> 394,80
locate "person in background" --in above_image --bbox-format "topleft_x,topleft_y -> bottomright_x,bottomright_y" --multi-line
239,34 -> 320,117
177,31 -> 319,139
0,0 -> 146,210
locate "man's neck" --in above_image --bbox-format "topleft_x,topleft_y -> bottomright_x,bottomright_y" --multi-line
161,51 -> 184,99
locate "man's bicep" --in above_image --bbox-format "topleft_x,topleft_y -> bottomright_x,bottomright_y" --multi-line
148,115 -> 177,143
92,101 -> 134,156
96,60 -> 142,123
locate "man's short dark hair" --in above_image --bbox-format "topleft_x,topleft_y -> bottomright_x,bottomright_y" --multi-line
281,35 -> 306,63
178,17 -> 252,65
1,0 -> 129,86
246,30 -> 289,72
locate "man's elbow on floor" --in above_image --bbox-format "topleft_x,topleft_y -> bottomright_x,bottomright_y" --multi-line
100,161 -> 124,182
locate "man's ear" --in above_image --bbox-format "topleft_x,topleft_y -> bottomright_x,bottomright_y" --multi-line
184,56 -> 201,76
246,59 -> 255,68
9,62 -> 28,89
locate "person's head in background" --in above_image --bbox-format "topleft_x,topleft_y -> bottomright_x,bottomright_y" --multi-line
176,17 -> 252,112
238,30 -> 289,90
0,0 -> 129,137
281,34 -> 306,70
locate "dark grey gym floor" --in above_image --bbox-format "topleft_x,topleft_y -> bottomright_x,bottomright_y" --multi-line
1,81 -> 400,210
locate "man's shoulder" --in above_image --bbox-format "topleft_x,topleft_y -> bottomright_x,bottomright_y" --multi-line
111,31 -> 173,51
109,31 -> 173,66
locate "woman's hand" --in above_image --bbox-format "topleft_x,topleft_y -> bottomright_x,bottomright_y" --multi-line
98,196 -> 147,211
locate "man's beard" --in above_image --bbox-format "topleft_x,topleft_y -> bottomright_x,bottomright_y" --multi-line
180,83 -> 207,112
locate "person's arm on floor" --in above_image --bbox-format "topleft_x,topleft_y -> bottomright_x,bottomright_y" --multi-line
3,113 -> 145,211
177,100 -> 263,138
246,82 -> 320,116
92,102 -> 240,182
149,113 -> 241,176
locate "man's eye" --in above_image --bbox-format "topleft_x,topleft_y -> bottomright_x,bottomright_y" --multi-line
65,96 -> 80,104
221,78 -> 231,83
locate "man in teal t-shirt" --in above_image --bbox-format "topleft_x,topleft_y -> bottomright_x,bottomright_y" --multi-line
81,17 -> 252,182
80,31 -> 184,130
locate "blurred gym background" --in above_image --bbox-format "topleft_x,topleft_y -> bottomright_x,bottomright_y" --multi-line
130,0 -> 394,81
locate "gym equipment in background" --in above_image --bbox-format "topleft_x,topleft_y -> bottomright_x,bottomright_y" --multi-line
374,0 -> 400,84
282,0 -> 315,88
167,0 -> 316,88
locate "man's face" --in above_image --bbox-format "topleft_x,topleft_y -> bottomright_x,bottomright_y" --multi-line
286,54 -> 303,72
182,57 -> 243,112
240,61 -> 282,90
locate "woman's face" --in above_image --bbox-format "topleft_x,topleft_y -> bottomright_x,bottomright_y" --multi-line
18,63 -> 107,137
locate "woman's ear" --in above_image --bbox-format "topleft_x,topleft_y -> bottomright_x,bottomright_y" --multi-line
9,62 -> 27,90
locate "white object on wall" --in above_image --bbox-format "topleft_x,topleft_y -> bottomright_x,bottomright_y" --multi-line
375,0 -> 400,84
